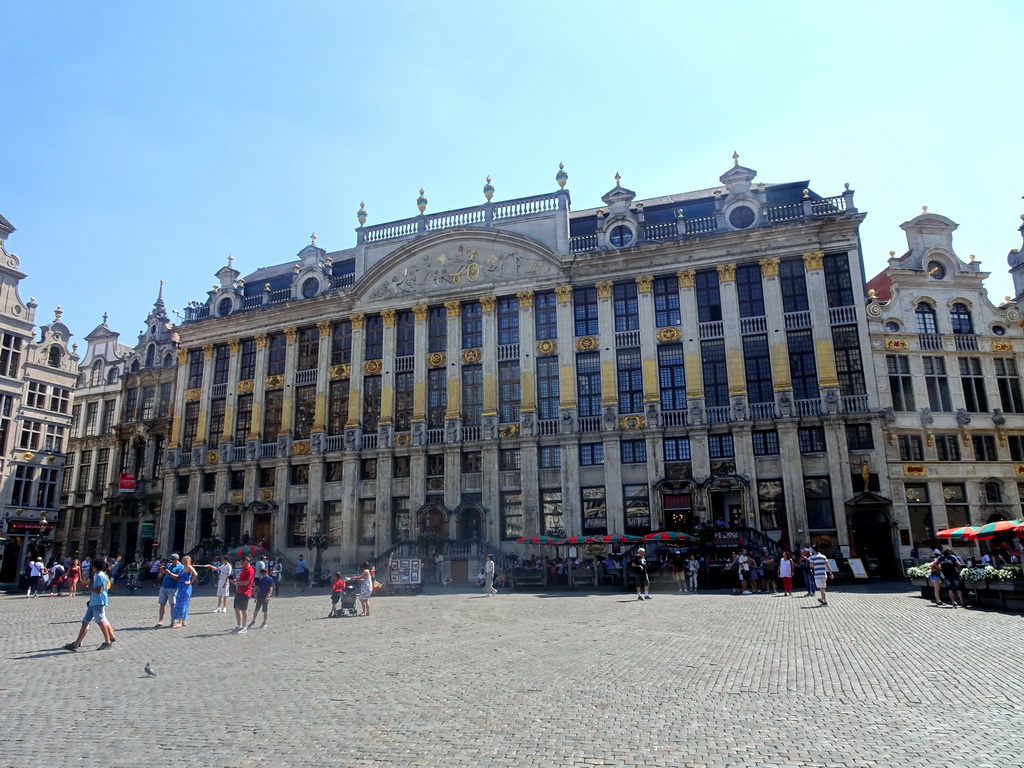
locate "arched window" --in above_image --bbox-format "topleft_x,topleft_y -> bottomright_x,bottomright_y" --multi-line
47,346 -> 62,368
145,345 -> 155,368
950,303 -> 974,335
163,353 -> 173,368
130,360 -> 140,373
915,303 -> 938,334
985,482 -> 1001,503
91,360 -> 103,386
107,367 -> 119,384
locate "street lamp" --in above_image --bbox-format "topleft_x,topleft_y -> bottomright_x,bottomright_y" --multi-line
307,514 -> 329,585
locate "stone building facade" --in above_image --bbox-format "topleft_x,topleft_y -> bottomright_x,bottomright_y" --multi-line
866,210 -> 1024,562
0,214 -> 79,582
55,287 -> 179,562
165,158 -> 880,575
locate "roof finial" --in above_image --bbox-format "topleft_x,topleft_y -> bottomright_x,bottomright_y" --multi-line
102,312 -> 108,324
54,305 -> 63,321
416,189 -> 428,214
614,171 -> 621,187
732,151 -> 740,167
310,233 -> 317,246
922,205 -> 929,213
357,202 -> 367,226
483,176 -> 494,202
227,254 -> 234,267
555,162 -> 568,189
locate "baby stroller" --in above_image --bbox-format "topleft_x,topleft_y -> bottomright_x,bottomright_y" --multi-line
337,582 -> 359,617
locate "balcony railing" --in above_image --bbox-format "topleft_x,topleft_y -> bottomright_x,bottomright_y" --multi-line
749,402 -> 777,420
706,406 -> 731,423
210,383 -> 227,398
537,419 -> 559,436
179,452 -> 193,467
828,306 -> 858,325
795,398 -> 822,416
232,446 -> 247,462
953,334 -> 979,351
662,409 -> 688,427
260,442 -> 278,459
764,202 -> 804,223
615,330 -> 641,348
784,311 -> 812,330
699,321 -> 724,339
395,355 -> 415,373
684,215 -> 719,235
644,221 -> 676,241
497,344 -> 520,361
325,434 -> 345,452
427,428 -> 445,445
578,416 -> 602,433
569,234 -> 599,253
740,316 -> 767,335
841,394 -> 870,413
361,434 -> 378,450
295,369 -> 317,386
918,333 -> 943,351
810,195 -> 849,216
462,426 -> 480,442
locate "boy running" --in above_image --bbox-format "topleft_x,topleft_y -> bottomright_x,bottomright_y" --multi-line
248,568 -> 275,629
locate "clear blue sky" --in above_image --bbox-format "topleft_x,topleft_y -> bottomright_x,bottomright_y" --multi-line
3,2 -> 1022,350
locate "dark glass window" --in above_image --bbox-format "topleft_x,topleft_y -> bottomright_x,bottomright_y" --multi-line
427,368 -> 447,429
534,291 -> 558,341
396,311 -> 415,358
915,303 -> 938,335
888,355 -> 915,412
617,349 -> 644,415
846,424 -> 874,451
462,302 -> 483,349
239,339 -> 257,380
695,270 -> 722,323
394,372 -> 414,431
752,430 -> 780,456
331,321 -> 352,365
328,381 -> 349,435
798,427 -> 827,453
576,352 -> 602,418
658,344 -> 686,412
497,297 -> 520,345
580,443 -> 604,466
708,433 -> 735,459
950,302 -> 974,335
263,390 -> 283,438
613,282 -> 639,332
187,349 -> 204,389
832,325 -> 866,397
959,357 -> 988,412
788,330 -> 819,401
537,357 -> 560,421
573,287 -> 599,336
736,263 -> 765,318
297,327 -> 320,372
922,357 -> 952,412
743,334 -> 773,404
213,345 -> 230,385
653,275 -> 680,327
701,339 -> 728,408
428,307 -> 447,353
499,361 -> 521,424
362,376 -> 382,432
823,253 -> 854,308
364,316 -> 384,360
462,365 -> 483,426
664,437 -> 691,462
995,358 -> 1024,413
267,333 -> 287,376
779,258 -> 808,313
621,439 -> 647,463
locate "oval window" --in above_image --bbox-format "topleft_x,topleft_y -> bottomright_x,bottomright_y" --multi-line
993,325 -> 1006,336
301,277 -> 320,298
218,297 -> 233,317
927,261 -> 947,279
728,205 -> 756,229
884,321 -> 900,333
609,225 -> 634,248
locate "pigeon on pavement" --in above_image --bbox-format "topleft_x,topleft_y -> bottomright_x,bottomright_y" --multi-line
144,662 -> 156,677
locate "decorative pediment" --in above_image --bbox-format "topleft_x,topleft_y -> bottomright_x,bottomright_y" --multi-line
358,229 -> 565,303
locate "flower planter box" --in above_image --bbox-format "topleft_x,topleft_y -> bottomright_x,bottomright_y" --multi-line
985,580 -> 1024,592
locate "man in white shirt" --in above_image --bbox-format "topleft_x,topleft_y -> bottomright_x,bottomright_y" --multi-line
213,559 -> 232,613
27,558 -> 44,598
483,555 -> 497,596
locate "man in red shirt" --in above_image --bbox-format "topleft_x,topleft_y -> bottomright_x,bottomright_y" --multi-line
230,556 -> 255,633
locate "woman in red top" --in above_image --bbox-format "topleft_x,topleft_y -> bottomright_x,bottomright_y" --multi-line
67,559 -> 81,598
328,572 -> 346,618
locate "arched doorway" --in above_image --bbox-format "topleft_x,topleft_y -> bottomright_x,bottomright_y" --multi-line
847,494 -> 897,577
420,505 -> 448,540
458,507 -> 483,540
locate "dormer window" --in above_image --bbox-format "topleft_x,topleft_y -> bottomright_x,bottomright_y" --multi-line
47,346 -> 62,368
927,261 -> 947,279
301,277 -> 320,298
609,225 -> 634,248
728,205 -> 756,229
218,297 -> 233,317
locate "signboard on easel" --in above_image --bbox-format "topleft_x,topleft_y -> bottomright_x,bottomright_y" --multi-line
847,558 -> 869,579
389,558 -> 422,586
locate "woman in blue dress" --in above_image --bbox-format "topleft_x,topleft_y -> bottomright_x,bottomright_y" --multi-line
171,555 -> 199,627
358,561 -> 373,617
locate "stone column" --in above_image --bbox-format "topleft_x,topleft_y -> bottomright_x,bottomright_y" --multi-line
346,315 -> 365,428
596,280 -> 616,429
718,264 -> 747,408
443,301 -> 462,425
635,276 -> 659,408
517,291 -> 537,426
222,339 -> 242,445
803,251 -> 840,400
248,334 -> 268,440
411,305 -> 429,428
678,270 -> 705,419
278,327 -> 299,437
195,344 -> 215,447
778,424 -> 808,546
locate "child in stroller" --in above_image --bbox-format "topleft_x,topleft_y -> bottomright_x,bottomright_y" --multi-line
329,573 -> 359,617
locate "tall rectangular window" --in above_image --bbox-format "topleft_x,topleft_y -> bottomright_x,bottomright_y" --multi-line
267,333 -> 287,376
235,394 -> 253,443
658,343 -> 686,412
624,484 -> 651,535
122,391 -> 136,423
101,399 -> 116,433
359,499 -> 376,544
140,385 -> 156,420
823,253 -> 855,307
36,467 -> 58,509
13,465 -> 36,506
213,344 -> 231,385
846,424 -> 874,451
239,339 -> 257,380
331,321 -> 352,365
293,385 -> 316,439
995,358 -> 1024,413
392,497 -> 411,544
576,352 -> 602,417
182,402 -> 200,450
573,287 -> 599,336
664,437 -> 691,462
327,381 -> 349,435
701,339 -> 728,407
621,439 -> 647,463
0,333 -> 23,378
49,387 -> 70,414
297,327 -> 320,371
935,434 -> 961,462
501,491 -> 524,540
798,427 -> 827,453
831,325 -> 866,397
85,402 -> 99,435
653,275 -> 680,327
537,356 -> 560,421
364,315 -> 384,360
616,349 -> 643,414
462,302 -> 482,349
25,382 -> 46,409
539,446 -> 561,468
396,311 -> 415,358
362,376 -> 382,432
541,491 -> 563,536
500,448 -> 521,471
534,291 -> 558,340
805,477 -> 834,530
0,394 -> 11,454
497,297 -> 520,345
788,330 -> 819,401
779,258 -> 809,313
613,282 -> 639,332
427,307 -> 447,353
580,443 -> 604,466
959,357 -> 988,412
695,270 -> 722,322
158,382 -> 172,418
581,487 -> 608,535
498,361 -> 521,424
19,420 -> 42,450
742,335 -> 773,404
263,390 -> 283,439
752,429 -> 780,456
94,448 -> 109,492
887,354 -> 915,411
75,452 -> 91,494
897,434 -> 924,461
735,263 -> 764,318
708,433 -> 735,459
394,372 -> 414,431
972,435 -> 998,461
923,356 -> 952,412
187,348 -> 204,389
427,368 -> 447,428
44,424 -> 65,452
208,398 -> 226,443
288,503 -> 307,548
462,365 -> 483,426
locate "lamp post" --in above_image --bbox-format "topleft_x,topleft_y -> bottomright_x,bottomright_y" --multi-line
308,514 -> 329,586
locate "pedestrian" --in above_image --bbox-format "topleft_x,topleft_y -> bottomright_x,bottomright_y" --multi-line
209,558 -> 232,613
800,548 -> 816,596
434,551 -> 445,585
737,549 -> 753,594
934,549 -> 966,608
148,556 -> 162,585
49,561 -> 66,596
109,555 -> 122,582
26,557 -> 44,598
248,568 -> 274,629
155,554 -> 184,628
928,558 -> 944,605
230,556 -> 255,633
272,557 -> 283,588
294,556 -> 308,593
631,547 -> 651,601
760,548 -> 777,593
686,554 -> 700,592
809,545 -> 833,605
67,558 -> 81,598
125,559 -> 139,594
357,561 -> 373,616
63,558 -> 116,652
671,558 -> 685,592
483,554 -> 497,596
80,557 -> 92,588
328,572 -> 346,617
171,555 -> 199,628
778,551 -> 795,596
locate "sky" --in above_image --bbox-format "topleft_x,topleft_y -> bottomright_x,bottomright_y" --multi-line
3,2 -> 1023,352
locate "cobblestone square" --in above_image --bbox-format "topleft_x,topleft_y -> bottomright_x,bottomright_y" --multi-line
2,583 -> 1021,768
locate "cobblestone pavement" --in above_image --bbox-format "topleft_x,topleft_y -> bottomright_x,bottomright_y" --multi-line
2,581 -> 1022,768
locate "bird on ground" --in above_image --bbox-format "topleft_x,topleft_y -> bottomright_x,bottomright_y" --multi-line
144,662 -> 156,677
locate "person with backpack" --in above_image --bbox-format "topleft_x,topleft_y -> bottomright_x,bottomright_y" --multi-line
932,549 -> 966,608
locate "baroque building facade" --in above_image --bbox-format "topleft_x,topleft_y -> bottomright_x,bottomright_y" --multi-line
0,214 -> 79,582
866,211 -> 1024,560
55,287 -> 179,562
165,158 -> 881,576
